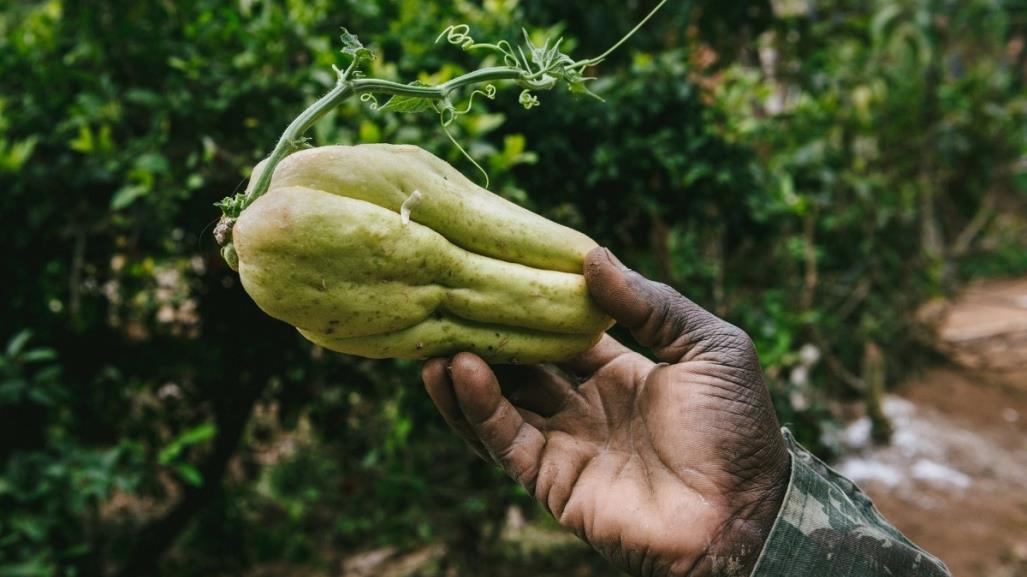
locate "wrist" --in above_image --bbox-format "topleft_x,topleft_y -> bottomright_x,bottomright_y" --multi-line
694,454 -> 791,577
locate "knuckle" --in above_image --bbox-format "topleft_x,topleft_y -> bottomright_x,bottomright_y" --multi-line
635,275 -> 762,367
719,322 -> 757,354
700,320 -> 756,355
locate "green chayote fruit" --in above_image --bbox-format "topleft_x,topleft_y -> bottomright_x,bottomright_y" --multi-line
232,144 -> 612,363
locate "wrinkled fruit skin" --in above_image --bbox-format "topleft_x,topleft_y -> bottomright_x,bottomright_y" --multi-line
232,144 -> 612,363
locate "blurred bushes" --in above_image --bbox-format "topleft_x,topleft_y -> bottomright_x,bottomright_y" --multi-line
1,0 -> 1024,575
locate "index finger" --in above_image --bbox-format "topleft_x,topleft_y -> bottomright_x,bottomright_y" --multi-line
422,358 -> 493,463
450,353 -> 546,492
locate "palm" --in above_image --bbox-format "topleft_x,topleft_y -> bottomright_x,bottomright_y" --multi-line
422,249 -> 789,577
532,354 -> 733,574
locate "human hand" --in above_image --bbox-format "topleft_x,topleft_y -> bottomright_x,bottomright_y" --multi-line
421,247 -> 790,577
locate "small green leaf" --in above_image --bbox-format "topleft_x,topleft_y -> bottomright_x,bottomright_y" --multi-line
176,464 -> 203,487
379,96 -> 433,114
21,348 -> 56,363
157,446 -> 179,466
69,125 -> 94,153
339,28 -> 363,53
0,136 -> 38,172
379,81 -> 434,113
158,422 -> 218,465
545,37 -> 570,68
340,28 -> 374,64
6,331 -> 32,357
110,184 -> 148,210
134,152 -> 169,174
177,422 -> 218,446
563,69 -> 603,101
215,193 -> 247,219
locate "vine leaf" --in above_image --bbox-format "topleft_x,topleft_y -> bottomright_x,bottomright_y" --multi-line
379,81 -> 434,113
521,30 -> 573,73
340,28 -> 375,64
562,67 -> 603,101
215,193 -> 247,219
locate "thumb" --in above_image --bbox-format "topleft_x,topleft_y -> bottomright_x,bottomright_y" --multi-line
584,247 -> 754,364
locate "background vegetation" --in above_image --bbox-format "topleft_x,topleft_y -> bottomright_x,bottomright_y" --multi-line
2,0 -> 1025,575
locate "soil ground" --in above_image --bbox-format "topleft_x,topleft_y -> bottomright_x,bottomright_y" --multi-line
836,277 -> 1027,577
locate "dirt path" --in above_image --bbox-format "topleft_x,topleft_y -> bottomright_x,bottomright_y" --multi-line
836,277 -> 1027,577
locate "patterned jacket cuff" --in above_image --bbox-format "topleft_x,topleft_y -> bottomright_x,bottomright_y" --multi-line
748,428 -> 950,577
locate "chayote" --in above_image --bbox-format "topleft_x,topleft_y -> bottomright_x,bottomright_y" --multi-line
231,144 -> 613,363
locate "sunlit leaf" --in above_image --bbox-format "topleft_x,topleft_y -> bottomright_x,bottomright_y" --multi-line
379,82 -> 434,114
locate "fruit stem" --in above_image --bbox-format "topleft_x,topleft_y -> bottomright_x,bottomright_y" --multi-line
240,67 -> 526,211
232,0 -> 674,215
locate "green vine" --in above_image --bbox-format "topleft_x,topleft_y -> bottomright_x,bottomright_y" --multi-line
215,0 -> 670,228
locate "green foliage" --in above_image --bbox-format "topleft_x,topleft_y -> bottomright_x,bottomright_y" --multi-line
706,0 -> 1027,447
1,0 -> 1023,575
958,224 -> 1027,278
0,332 -> 143,576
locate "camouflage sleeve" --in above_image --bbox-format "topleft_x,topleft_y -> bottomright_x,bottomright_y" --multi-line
749,428 -> 951,577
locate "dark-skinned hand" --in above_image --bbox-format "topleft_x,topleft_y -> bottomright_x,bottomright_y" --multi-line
421,247 -> 790,577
